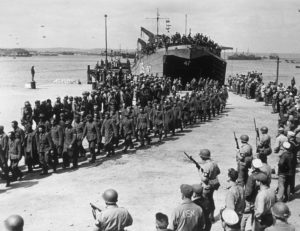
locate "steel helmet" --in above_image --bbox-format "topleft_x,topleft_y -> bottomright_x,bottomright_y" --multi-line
102,189 -> 118,204
4,215 -> 24,231
260,126 -> 268,133
199,149 -> 211,159
271,202 -> 291,219
240,135 -> 249,142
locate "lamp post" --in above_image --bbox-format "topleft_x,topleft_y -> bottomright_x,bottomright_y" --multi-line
105,14 -> 108,67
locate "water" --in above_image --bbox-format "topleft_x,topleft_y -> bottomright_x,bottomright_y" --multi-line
0,55 -> 300,88
0,55 -> 102,88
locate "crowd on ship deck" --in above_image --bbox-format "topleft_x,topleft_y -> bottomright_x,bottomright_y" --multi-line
141,32 -> 222,56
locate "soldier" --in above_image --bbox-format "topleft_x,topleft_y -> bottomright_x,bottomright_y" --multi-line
0,126 -> 10,186
93,113 -> 103,154
277,142 -> 293,202
170,184 -> 205,231
199,149 -> 221,221
119,111 -> 135,153
154,104 -> 164,142
4,215 -> 24,231
101,112 -> 117,157
36,125 -> 54,175
24,124 -> 38,173
11,121 -> 25,156
253,172 -> 276,231
50,118 -> 63,171
73,115 -> 86,157
21,101 -> 33,126
136,107 -> 150,146
94,189 -> 133,231
63,120 -> 78,168
82,114 -> 100,163
236,134 -> 253,186
257,126 -> 272,163
8,131 -> 23,181
265,202 -> 295,231
155,213 -> 171,231
192,184 -> 212,231
220,209 -> 240,231
225,168 -> 245,230
33,100 -> 41,125
173,101 -> 183,132
164,104 -> 175,137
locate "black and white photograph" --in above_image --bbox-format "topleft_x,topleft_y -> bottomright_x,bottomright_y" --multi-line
0,0 -> 299,230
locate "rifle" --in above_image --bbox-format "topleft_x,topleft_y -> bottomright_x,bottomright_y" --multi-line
233,132 -> 239,149
184,152 -> 201,171
254,118 -> 260,146
90,203 -> 102,220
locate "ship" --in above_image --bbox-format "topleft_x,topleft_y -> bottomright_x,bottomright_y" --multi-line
228,52 -> 261,60
269,53 -> 279,59
131,27 -> 230,84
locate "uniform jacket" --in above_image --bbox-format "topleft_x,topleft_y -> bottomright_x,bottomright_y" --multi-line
51,125 -> 64,147
8,138 -> 21,160
36,132 -> 53,153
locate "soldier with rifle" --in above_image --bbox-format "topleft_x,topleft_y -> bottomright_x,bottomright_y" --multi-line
184,149 -> 220,222
235,133 -> 253,186
257,126 -> 272,163
92,189 -> 133,231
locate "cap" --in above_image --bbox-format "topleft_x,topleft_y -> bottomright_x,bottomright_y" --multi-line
278,127 -> 284,132
222,209 -> 239,226
180,184 -> 193,198
192,184 -> 203,195
252,158 -> 263,169
287,131 -> 295,137
282,141 -> 291,150
255,172 -> 269,184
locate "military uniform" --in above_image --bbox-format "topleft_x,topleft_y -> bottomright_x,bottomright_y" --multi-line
265,220 -> 295,231
63,125 -> 77,168
101,118 -> 117,156
236,142 -> 253,186
36,131 -> 54,174
73,119 -> 86,156
119,115 -> 135,152
83,120 -> 100,162
95,204 -> 133,231
0,131 -> 9,185
170,198 -> 205,231
137,111 -> 150,146
8,137 -> 22,180
50,124 -> 63,170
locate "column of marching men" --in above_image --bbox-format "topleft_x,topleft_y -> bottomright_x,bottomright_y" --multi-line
0,75 -> 228,186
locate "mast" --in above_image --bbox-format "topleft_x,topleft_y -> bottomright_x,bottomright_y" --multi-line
146,9 -> 169,37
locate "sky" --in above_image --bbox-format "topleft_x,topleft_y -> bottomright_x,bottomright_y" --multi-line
0,0 -> 299,53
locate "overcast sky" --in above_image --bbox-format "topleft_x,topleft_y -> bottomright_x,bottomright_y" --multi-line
0,0 -> 299,53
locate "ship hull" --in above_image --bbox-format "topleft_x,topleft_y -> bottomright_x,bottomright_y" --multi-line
131,45 -> 227,84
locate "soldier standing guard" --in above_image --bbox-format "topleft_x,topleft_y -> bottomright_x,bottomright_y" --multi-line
236,134 -> 253,186
257,126 -> 272,163
199,149 -> 221,221
93,189 -> 133,231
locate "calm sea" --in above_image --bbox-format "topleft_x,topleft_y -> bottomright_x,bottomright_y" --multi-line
0,54 -> 300,88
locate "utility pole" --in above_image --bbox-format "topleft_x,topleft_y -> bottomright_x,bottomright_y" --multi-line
275,57 -> 279,85
104,14 -> 108,67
